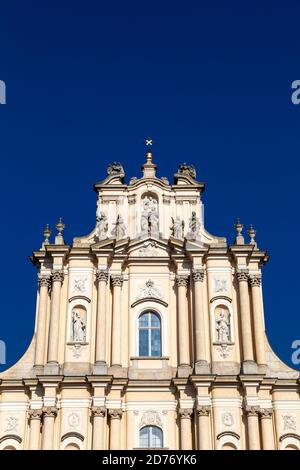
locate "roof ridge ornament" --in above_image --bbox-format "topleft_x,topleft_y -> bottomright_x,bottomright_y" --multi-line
142,138 -> 157,178
234,218 -> 244,245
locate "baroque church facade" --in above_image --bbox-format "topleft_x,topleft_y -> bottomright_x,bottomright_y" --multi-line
0,148 -> 300,450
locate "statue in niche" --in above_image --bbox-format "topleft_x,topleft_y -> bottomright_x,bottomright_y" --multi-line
141,196 -> 159,236
111,214 -> 126,239
216,308 -> 230,343
171,216 -> 185,239
95,207 -> 108,240
186,211 -> 200,240
71,309 -> 86,342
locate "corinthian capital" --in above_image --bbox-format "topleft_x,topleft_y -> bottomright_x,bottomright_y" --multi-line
248,274 -> 262,287
108,408 -> 122,419
244,406 -> 260,417
178,408 -> 194,419
38,274 -> 51,289
96,269 -> 108,284
196,406 -> 210,417
111,275 -> 124,287
91,406 -> 106,418
236,269 -> 249,283
28,409 -> 43,420
51,270 -> 64,284
259,408 -> 272,419
42,406 -> 58,418
175,275 -> 189,287
192,269 -> 205,283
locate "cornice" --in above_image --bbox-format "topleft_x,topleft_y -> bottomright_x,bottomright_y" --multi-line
45,244 -> 70,255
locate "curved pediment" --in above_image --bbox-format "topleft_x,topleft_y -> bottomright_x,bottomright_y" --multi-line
131,297 -> 168,308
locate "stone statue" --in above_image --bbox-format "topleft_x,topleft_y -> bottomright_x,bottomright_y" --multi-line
186,211 -> 200,240
141,196 -> 159,236
95,208 -> 108,240
171,216 -> 185,239
71,309 -> 86,342
148,210 -> 159,235
107,162 -> 124,176
178,163 -> 196,179
111,214 -> 126,239
216,309 -> 230,343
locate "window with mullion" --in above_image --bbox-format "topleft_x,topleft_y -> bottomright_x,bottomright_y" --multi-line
139,426 -> 163,449
138,312 -> 161,357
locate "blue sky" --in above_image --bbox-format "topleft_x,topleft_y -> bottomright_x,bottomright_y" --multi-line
0,1 -> 300,371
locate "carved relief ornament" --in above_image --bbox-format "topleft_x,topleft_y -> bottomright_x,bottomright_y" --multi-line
139,410 -> 163,429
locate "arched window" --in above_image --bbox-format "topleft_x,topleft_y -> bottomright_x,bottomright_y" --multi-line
64,443 -> 80,450
222,442 -> 237,450
139,426 -> 163,448
139,311 -> 161,357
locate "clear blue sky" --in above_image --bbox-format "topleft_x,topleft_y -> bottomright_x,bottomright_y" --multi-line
0,1 -> 299,372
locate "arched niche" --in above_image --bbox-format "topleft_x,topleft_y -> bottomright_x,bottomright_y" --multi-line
140,192 -> 159,237
0,434 -> 22,450
210,298 -> 235,344
61,432 -> 84,450
217,431 -> 240,450
280,433 -> 300,450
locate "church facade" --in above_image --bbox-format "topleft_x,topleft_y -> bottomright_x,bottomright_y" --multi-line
0,149 -> 299,450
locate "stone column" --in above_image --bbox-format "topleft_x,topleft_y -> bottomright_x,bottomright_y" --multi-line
192,269 -> 209,373
111,275 -> 123,367
94,270 -> 108,372
245,406 -> 260,450
259,408 -> 274,450
249,275 -> 266,367
196,406 -> 211,450
176,275 -> 190,371
92,406 -> 107,450
42,407 -> 57,450
47,270 -> 64,366
35,275 -> 51,367
236,270 -> 254,368
108,409 -> 122,450
28,409 -> 42,450
178,409 -> 193,450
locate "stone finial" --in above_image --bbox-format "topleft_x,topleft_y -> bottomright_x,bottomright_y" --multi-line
42,224 -> 51,249
177,163 -> 196,179
55,217 -> 65,245
142,139 -> 157,178
247,224 -> 257,248
107,162 -> 125,177
234,218 -> 244,245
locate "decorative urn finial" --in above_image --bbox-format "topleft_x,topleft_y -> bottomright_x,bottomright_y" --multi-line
247,224 -> 257,248
55,217 -> 65,245
42,224 -> 51,249
234,218 -> 244,245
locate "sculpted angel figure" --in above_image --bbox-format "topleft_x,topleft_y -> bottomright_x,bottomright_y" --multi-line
216,310 -> 230,343
186,211 -> 200,239
171,216 -> 185,239
71,310 -> 86,342
95,207 -> 108,240
111,214 -> 126,239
